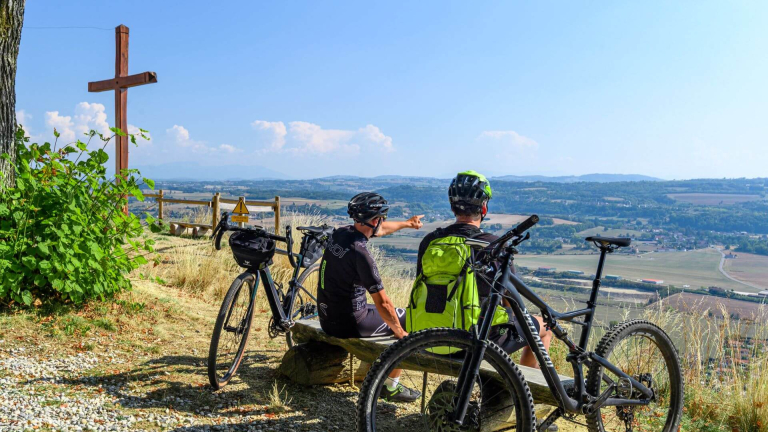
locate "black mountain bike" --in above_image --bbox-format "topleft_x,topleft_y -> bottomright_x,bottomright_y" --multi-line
207,212 -> 333,390
357,215 -> 683,432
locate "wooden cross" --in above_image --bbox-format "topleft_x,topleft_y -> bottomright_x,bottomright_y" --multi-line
88,24 -> 157,177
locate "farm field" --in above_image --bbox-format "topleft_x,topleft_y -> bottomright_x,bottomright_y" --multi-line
659,292 -> 767,321
516,248 -> 754,292
370,236 -> 421,250
524,286 -> 645,330
667,192 -> 766,205
723,252 -> 768,290
484,213 -> 577,226
576,226 -> 644,237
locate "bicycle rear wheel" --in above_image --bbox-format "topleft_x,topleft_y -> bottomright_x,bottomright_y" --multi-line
286,261 -> 321,348
356,328 -> 535,432
586,320 -> 683,432
208,272 -> 257,390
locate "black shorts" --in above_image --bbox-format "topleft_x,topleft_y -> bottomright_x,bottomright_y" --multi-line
320,305 -> 406,339
489,308 -> 541,354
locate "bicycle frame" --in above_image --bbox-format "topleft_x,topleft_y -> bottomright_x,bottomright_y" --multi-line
213,214 -> 322,334
452,244 -> 655,425
241,248 -> 320,332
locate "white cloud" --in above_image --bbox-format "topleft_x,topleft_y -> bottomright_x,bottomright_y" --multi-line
73,102 -> 110,137
358,124 -> 394,152
128,124 -> 151,141
15,110 -> 30,125
219,144 -> 239,153
251,120 -> 395,155
42,102 -> 113,144
477,130 -> 539,150
251,120 -> 287,150
167,125 -> 191,145
15,110 -> 37,139
45,111 -> 76,142
165,125 -> 239,154
287,121 -> 356,153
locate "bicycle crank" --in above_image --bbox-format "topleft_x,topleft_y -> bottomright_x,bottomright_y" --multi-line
268,317 -> 284,339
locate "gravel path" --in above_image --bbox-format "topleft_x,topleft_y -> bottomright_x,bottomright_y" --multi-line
0,347 -> 191,431
0,342 -> 357,431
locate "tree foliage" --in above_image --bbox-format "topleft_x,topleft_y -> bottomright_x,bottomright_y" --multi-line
0,127 -> 160,306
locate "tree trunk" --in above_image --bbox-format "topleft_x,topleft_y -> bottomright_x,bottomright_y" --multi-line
0,0 -> 25,189
278,341 -> 371,386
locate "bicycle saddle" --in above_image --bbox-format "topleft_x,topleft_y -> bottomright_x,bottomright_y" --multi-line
585,236 -> 632,247
297,225 -> 330,234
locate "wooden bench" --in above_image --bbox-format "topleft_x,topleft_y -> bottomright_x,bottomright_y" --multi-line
168,222 -> 211,237
279,320 -> 572,407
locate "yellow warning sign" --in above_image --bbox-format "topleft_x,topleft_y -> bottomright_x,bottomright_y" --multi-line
233,198 -> 250,215
230,214 -> 249,223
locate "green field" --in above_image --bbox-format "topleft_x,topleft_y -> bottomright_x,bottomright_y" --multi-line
516,248 -> 754,292
666,192 -> 766,206
577,226 -> 644,237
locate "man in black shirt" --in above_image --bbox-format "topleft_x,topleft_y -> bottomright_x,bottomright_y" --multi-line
417,171 -> 553,369
318,192 -> 423,402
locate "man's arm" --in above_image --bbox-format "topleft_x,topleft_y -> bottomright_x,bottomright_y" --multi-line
376,215 -> 424,237
371,291 -> 407,339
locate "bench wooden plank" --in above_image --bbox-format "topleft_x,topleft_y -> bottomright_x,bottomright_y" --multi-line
290,320 -> 571,406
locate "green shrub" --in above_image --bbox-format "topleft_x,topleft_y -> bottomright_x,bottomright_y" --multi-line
0,127 -> 160,306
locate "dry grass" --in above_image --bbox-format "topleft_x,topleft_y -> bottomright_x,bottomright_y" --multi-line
365,243 -> 413,307
138,211 -> 330,306
644,298 -> 768,431
135,212 -> 768,430
267,381 -> 293,414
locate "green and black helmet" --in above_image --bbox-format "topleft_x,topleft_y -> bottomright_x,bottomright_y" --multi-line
448,170 -> 492,207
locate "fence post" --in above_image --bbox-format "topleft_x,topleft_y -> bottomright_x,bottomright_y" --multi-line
211,192 -> 220,229
274,195 -> 281,235
158,189 -> 164,221
238,196 -> 246,228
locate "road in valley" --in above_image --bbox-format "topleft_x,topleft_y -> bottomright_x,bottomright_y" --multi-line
715,247 -> 764,291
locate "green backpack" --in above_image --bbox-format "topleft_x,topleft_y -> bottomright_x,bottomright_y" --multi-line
406,230 -> 508,352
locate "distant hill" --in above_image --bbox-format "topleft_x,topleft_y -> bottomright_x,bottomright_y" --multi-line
135,162 -> 288,181
492,173 -> 663,183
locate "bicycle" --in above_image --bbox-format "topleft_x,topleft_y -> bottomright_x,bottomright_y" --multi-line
207,212 -> 333,390
356,215 -> 683,432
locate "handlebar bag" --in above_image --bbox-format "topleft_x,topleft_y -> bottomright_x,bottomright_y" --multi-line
229,231 -> 276,269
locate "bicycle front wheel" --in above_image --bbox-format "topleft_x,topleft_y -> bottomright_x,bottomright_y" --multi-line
356,328 -> 535,432
286,261 -> 321,348
208,272 -> 257,390
586,319 -> 684,432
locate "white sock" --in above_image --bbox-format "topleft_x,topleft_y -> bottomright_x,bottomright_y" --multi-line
385,376 -> 400,391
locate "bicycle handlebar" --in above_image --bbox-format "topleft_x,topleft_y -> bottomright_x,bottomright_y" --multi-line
482,214 -> 539,259
212,212 -> 289,250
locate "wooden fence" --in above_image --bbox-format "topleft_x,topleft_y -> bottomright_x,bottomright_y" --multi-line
143,190 -> 280,236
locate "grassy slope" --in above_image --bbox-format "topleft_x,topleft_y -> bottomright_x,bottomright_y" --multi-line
516,248 -> 750,292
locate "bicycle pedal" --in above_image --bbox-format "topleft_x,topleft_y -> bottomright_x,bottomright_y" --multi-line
281,319 -> 295,329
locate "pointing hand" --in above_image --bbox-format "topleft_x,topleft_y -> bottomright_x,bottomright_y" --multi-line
408,215 -> 425,230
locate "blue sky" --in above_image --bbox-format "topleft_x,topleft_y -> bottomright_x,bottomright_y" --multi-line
16,1 -> 768,180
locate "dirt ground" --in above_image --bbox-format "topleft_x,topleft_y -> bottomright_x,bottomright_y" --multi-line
0,278 -> 591,431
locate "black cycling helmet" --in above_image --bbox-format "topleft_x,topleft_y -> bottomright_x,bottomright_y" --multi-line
448,170 -> 493,207
348,192 -> 390,224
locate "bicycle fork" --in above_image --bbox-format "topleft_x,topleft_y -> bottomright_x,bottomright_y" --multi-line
451,293 -> 502,426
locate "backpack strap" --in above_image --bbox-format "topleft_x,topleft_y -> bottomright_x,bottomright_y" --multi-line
409,273 -> 423,308
447,258 -> 471,302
